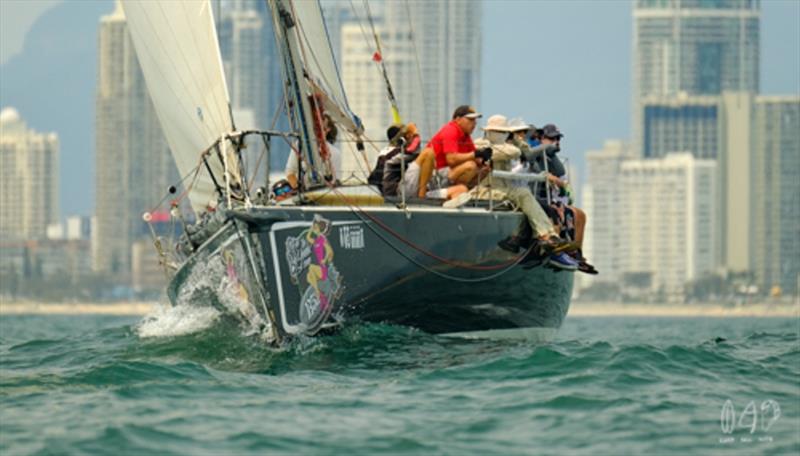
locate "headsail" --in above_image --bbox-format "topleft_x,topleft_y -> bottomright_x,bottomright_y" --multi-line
120,0 -> 233,214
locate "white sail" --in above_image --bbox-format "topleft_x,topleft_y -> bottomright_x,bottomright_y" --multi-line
121,0 -> 232,214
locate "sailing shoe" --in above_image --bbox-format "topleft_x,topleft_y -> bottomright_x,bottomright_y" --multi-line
498,235 -> 524,254
577,259 -> 599,275
567,249 -> 599,275
548,252 -> 579,271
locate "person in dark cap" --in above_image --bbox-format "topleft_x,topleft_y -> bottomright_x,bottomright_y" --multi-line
530,123 -> 597,274
368,123 -> 409,191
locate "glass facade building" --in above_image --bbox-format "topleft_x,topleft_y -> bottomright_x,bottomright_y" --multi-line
751,97 -> 800,295
633,0 -> 760,156
642,97 -> 720,159
634,0 -> 759,99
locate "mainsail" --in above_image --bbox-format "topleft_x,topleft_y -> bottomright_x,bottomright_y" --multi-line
120,0 -> 233,214
289,0 -> 354,123
269,0 -> 364,187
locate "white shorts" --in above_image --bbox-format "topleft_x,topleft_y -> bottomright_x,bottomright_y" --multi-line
400,164 -> 451,197
436,167 -> 450,186
401,162 -> 421,196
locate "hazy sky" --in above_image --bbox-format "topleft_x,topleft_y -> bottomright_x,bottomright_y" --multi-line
1,0 -> 798,217
0,0 -> 60,64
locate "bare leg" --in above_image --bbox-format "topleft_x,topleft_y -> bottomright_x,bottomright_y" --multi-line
307,265 -> 321,292
448,161 -> 478,187
571,206 -> 587,248
287,173 -> 298,189
416,148 -> 436,198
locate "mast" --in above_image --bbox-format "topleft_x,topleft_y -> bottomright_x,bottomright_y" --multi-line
268,0 -> 324,188
267,0 -> 365,190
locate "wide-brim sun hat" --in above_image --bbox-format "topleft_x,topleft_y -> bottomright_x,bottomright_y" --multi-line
507,118 -> 531,132
481,114 -> 513,132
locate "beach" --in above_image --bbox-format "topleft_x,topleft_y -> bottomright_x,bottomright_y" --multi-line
570,300 -> 800,318
0,301 -> 158,316
1,299 -> 797,318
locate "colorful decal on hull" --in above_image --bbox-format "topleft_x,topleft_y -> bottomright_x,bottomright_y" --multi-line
224,250 -> 250,303
284,214 -> 342,333
217,246 -> 267,335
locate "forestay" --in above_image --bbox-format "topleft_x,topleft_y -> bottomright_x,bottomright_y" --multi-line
121,0 -> 233,214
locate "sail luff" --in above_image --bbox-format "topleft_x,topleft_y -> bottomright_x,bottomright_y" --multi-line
121,0 -> 234,214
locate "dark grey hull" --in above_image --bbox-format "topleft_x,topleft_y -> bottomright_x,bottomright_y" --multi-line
167,205 -> 573,339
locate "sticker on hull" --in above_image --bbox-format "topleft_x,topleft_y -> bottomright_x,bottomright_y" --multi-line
284,214 -> 342,333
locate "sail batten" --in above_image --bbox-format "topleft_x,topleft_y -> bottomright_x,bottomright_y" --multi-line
121,0 -> 233,214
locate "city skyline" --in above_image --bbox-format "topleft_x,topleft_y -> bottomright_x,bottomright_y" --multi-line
1,0 -> 798,218
581,0 -> 799,298
0,0 -> 798,294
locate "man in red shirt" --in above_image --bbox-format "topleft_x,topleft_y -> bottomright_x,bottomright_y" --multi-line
417,105 -> 490,196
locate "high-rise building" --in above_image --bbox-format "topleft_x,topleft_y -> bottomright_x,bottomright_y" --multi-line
718,91 -> 753,273
620,153 -> 717,301
633,0 -> 760,155
751,96 -> 800,295
340,23 -> 419,177
218,0 -> 280,130
640,95 -> 721,159
0,107 -> 59,241
581,140 -> 630,288
327,1 -> 480,177
94,3 -> 175,278
633,0 -> 760,99
385,1 -> 481,137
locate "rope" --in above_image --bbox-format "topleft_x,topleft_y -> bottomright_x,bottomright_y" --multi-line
328,185 -> 533,276
354,207 -> 534,283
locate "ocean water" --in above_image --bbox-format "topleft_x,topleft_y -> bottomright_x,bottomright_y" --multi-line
1,310 -> 798,455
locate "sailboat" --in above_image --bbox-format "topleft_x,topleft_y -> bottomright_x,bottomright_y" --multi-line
120,0 -> 573,343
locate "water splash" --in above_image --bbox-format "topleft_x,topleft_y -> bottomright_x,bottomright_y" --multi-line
136,243 -> 272,341
136,302 -> 221,338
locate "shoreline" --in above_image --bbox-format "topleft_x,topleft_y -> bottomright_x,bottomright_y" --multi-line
0,300 -> 797,318
569,301 -> 799,318
0,301 -> 158,316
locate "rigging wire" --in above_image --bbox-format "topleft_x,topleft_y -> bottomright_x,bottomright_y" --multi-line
327,185 -> 537,282
403,0 -> 434,136
362,0 -> 402,124
325,181 -> 534,272
287,0 -> 342,180
347,0 -> 388,84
